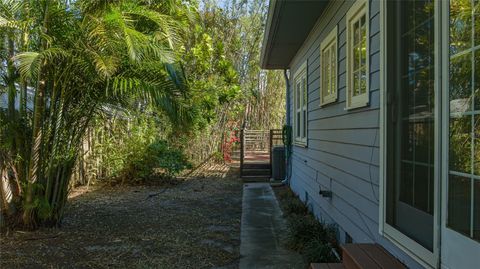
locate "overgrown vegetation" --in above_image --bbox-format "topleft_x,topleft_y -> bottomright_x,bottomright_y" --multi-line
275,186 -> 340,264
0,0 -> 286,229
0,0 -> 196,228
74,112 -> 191,186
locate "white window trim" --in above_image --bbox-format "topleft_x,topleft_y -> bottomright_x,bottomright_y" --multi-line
345,0 -> 369,110
320,26 -> 338,106
293,61 -> 307,146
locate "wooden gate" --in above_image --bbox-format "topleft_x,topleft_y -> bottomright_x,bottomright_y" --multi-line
240,129 -> 283,179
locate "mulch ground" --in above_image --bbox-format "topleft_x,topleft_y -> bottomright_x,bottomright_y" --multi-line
0,164 -> 243,269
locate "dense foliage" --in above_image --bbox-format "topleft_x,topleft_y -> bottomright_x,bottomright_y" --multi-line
0,0 -> 194,227
83,113 -> 191,185
0,0 -> 285,228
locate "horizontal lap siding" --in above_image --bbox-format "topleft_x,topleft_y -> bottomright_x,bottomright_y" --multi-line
289,0 -> 380,241
287,1 -> 423,268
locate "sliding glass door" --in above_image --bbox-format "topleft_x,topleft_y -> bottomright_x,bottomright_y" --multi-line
385,0 -> 436,253
383,0 -> 480,267
441,0 -> 480,268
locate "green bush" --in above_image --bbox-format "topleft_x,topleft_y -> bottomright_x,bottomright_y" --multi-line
90,114 -> 192,184
149,141 -> 192,176
276,187 -> 339,264
285,215 -> 338,263
211,151 -> 224,163
121,140 -> 192,182
282,197 -> 309,216
286,215 -> 327,250
303,238 -> 338,263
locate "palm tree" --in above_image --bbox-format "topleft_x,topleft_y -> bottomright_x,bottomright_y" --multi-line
0,0 -> 192,227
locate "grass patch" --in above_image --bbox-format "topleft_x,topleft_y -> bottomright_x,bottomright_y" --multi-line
274,186 -> 340,264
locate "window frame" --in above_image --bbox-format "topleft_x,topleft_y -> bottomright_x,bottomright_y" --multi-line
346,0 -> 370,110
320,26 -> 338,106
293,61 -> 308,146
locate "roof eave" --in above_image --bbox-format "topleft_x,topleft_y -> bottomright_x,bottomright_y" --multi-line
260,0 -> 329,70
260,0 -> 281,69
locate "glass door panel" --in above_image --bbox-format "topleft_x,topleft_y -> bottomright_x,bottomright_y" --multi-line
386,0 -> 435,252
441,1 -> 480,268
447,0 -> 480,243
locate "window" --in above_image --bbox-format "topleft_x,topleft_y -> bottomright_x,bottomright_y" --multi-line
293,62 -> 307,145
346,0 -> 369,109
320,26 -> 338,106
447,0 -> 480,242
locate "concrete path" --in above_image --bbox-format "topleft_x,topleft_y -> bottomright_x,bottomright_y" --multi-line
239,183 -> 304,269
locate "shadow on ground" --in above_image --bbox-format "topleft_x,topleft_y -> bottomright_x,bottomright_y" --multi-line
0,163 -> 243,269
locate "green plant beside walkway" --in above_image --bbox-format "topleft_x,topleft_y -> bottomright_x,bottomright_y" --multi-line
275,186 -> 340,264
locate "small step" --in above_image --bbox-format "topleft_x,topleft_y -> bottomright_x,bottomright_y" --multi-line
241,176 -> 271,182
242,168 -> 270,174
311,263 -> 345,269
241,168 -> 271,175
242,163 -> 270,169
242,173 -> 270,178
242,169 -> 270,174
341,244 -> 406,269
242,167 -> 270,170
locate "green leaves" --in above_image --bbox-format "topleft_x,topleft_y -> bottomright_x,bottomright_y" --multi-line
14,51 -> 41,80
1,0 -> 198,227
89,113 -> 191,183
0,0 -> 284,229
0,0 -> 23,29
15,48 -> 70,80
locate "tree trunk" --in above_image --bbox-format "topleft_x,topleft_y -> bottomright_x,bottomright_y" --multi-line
23,0 -> 50,226
6,34 -> 16,114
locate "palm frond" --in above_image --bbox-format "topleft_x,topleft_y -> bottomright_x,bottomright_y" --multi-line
0,0 -> 23,19
14,48 -> 70,80
14,51 -> 41,80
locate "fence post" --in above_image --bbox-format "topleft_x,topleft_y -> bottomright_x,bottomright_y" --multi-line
240,129 -> 244,177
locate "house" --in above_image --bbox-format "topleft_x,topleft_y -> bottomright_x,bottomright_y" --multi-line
260,1 -> 479,268
0,84 -> 35,111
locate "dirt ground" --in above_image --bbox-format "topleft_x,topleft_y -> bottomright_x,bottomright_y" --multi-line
0,163 -> 243,269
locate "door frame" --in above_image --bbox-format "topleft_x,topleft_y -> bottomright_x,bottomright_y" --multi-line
379,0 -> 441,268
440,1 -> 480,268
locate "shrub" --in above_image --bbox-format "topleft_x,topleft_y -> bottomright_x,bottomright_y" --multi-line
150,141 -> 192,176
282,197 -> 309,216
88,114 -> 192,184
212,151 -> 224,163
285,214 -> 339,263
303,238 -> 338,263
286,215 -> 328,250
276,186 -> 339,264
121,140 -> 192,182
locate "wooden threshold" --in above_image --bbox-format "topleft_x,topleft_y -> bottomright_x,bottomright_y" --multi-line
311,244 -> 406,269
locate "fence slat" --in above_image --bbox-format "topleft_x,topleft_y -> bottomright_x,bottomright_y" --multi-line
239,129 -> 283,178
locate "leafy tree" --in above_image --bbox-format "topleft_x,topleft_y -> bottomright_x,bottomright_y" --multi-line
0,0 -> 191,227
0,0 -> 287,228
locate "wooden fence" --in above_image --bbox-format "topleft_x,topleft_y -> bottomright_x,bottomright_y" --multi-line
240,129 -> 283,178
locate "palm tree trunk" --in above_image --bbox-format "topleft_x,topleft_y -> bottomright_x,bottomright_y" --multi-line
7,35 -> 16,118
19,0 -> 30,118
23,74 -> 46,225
23,0 -> 50,226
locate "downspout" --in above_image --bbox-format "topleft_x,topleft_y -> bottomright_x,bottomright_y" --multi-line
282,69 -> 292,185
284,69 -> 290,126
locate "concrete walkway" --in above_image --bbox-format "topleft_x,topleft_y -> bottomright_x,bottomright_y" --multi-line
239,183 -> 304,269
